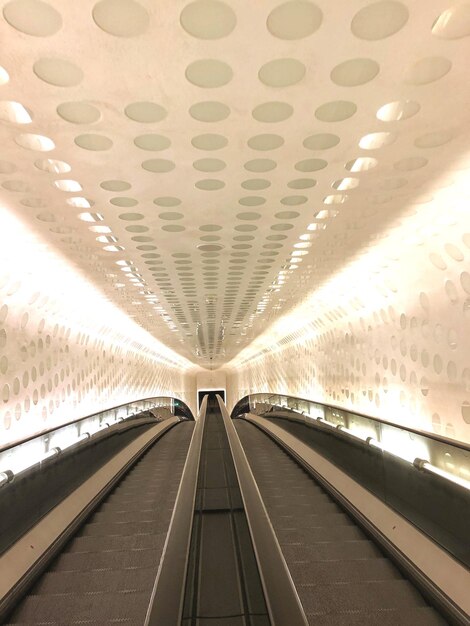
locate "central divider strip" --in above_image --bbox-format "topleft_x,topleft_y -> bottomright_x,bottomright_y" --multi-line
217,395 -> 309,626
145,396 -> 208,625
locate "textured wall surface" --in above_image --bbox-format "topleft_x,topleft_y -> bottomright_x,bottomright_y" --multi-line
226,165 -> 470,445
0,207 -> 196,448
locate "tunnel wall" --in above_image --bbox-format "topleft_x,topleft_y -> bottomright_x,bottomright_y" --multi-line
226,205 -> 470,444
0,207 -> 197,448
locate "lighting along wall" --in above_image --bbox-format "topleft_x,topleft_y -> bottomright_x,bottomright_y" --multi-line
226,157 -> 470,445
0,205 -> 196,448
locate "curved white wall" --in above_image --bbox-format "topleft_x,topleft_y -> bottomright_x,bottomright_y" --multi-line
227,168 -> 470,445
0,206 -> 196,447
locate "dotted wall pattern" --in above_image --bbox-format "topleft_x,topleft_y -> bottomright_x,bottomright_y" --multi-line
1,0 -> 470,368
226,187 -> 470,444
0,208 -> 196,448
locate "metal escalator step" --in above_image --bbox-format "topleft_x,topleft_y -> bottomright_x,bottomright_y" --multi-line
9,590 -> 150,623
50,546 -> 160,571
267,501 -> 342,516
305,606 -> 447,626
288,557 -> 402,584
67,531 -> 165,553
262,493 -> 332,506
91,507 -> 173,524
298,579 -> 429,615
80,517 -> 172,537
276,525 -> 366,544
282,540 -> 382,561
34,566 -> 156,594
271,512 -> 356,530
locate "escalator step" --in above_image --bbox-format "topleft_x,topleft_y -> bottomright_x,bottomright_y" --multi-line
282,540 -> 382,561
67,531 -> 165,553
80,517 -> 172,537
276,524 -> 366,544
50,546 -> 161,571
33,566 -> 156,594
304,606 -> 447,626
8,590 -> 150,623
288,558 -> 402,584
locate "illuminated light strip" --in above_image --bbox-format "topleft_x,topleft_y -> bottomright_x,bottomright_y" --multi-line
414,458 -> 470,491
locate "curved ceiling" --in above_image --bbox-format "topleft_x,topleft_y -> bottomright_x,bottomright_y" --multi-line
0,0 -> 469,368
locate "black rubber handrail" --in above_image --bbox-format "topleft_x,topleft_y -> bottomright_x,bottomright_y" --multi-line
218,395 -> 308,626
144,396 -> 207,626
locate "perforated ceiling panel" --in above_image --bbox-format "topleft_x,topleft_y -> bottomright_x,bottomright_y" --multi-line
0,0 -> 469,375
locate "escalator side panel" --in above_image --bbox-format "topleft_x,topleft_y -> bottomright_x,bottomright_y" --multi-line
7,423 -> 194,626
235,420 -> 448,626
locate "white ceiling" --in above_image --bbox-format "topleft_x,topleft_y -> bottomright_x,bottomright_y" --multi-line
1,0 -> 469,368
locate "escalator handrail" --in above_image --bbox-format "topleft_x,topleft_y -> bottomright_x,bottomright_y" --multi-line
144,395 -> 208,626
218,395 -> 309,626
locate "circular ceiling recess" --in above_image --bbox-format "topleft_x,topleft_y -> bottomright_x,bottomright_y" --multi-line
394,156 -> 428,171
195,179 -> 225,191
252,102 -> 293,123
153,196 -> 181,206
57,101 -> 101,124
303,133 -> 339,150
3,0 -> 62,36
404,56 -> 452,85
35,158 -> 71,173
159,212 -> 183,220
359,131 -> 397,149
414,130 -> 454,148
191,133 -> 228,150
141,158 -> 176,172
134,134 -> 171,150
330,57 -> 379,86
74,133 -> 113,150
193,158 -> 226,172
432,4 -> 470,39
189,101 -> 230,122
295,158 -> 327,171
315,100 -> 357,122
351,1 -> 409,40
110,196 -> 138,207
92,0 -> 149,37
180,0 -> 236,39
267,1 -> 323,39
288,178 -> 316,189
241,179 -> 271,190
185,59 -> 233,88
15,133 -> 54,151
125,101 -> 167,123
247,134 -> 284,150
33,58 -> 84,86
101,180 -> 131,191
258,58 -> 306,87
244,159 -> 277,172
376,100 -> 420,121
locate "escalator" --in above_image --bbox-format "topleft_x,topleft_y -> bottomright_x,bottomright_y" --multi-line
1,396 -> 463,625
5,422 -> 194,625
235,419 -> 447,626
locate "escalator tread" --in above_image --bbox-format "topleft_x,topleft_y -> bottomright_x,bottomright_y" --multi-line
7,422 -> 194,625
235,420 -> 448,626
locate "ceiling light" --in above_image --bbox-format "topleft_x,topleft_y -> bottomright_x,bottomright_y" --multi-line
54,179 -> 82,192
78,212 -> 103,222
89,225 -> 111,234
96,235 -> 118,243
67,197 -> 91,208
0,101 -> 32,124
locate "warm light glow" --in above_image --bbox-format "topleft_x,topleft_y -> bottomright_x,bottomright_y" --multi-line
0,101 -> 32,124
54,179 -> 83,192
